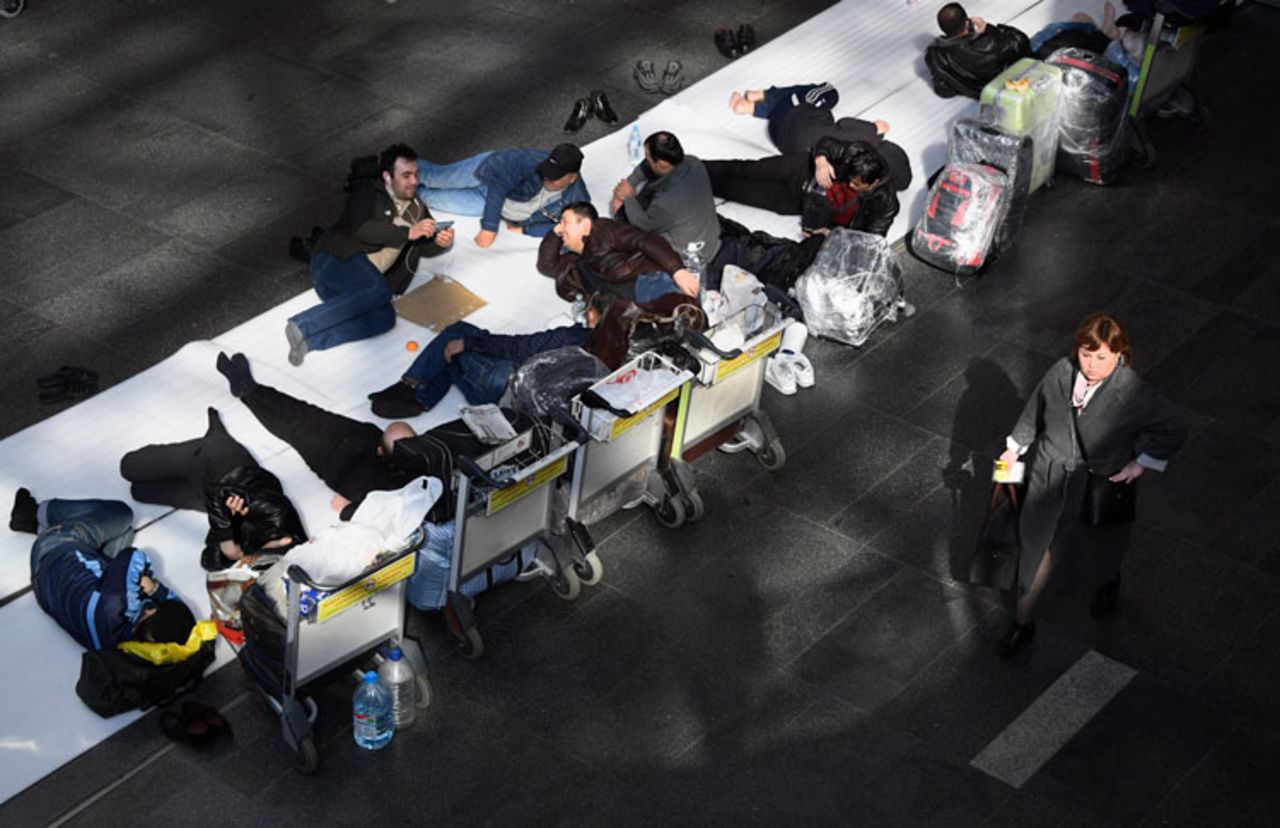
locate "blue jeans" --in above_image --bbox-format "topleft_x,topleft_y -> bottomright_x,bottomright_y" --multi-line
30,499 -> 135,579
755,83 -> 840,146
417,152 -> 494,216
402,321 -> 515,410
634,271 -> 683,303
290,250 -> 395,352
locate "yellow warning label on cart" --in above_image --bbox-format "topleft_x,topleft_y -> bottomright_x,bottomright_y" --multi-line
714,329 -> 783,383
486,455 -> 568,516
316,554 -> 416,623
610,388 -> 680,440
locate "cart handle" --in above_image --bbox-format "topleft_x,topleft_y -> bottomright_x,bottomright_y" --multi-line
285,529 -> 425,590
684,328 -> 743,360
457,454 -> 517,489
763,284 -> 804,321
548,403 -> 590,444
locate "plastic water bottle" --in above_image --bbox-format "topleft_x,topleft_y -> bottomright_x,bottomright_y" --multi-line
352,670 -> 393,750
627,124 -> 643,165
378,647 -> 417,728
571,292 -> 587,325
682,240 -> 706,307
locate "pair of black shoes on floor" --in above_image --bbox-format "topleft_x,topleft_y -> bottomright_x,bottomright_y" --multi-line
160,701 -> 232,747
714,23 -> 757,59
37,365 -> 98,404
564,90 -> 618,133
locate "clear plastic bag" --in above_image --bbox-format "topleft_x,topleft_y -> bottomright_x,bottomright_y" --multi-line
794,229 -> 906,347
508,346 -> 609,421
1047,48 -> 1131,185
948,119 -> 1033,251
911,163 -> 1009,277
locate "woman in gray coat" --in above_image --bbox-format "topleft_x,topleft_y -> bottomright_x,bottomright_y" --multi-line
995,313 -> 1186,656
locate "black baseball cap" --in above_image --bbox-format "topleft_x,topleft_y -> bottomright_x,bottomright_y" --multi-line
537,143 -> 584,180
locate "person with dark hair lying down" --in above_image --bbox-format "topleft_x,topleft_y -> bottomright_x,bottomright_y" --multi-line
924,2 -> 1031,99
119,408 -> 306,571
10,490 -> 196,651
704,136 -> 899,237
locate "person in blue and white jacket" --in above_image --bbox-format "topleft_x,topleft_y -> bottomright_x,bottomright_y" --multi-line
10,489 -> 195,651
416,143 -> 590,248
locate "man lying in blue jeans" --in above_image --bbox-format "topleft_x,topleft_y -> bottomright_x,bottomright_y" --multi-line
417,143 -> 590,248
9,489 -> 196,651
366,295 -> 611,419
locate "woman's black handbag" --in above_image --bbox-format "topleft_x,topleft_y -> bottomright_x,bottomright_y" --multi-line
1081,472 -> 1137,527
969,482 -> 1021,590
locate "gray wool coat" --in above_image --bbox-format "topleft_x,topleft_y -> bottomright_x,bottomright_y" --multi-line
1010,357 -> 1186,589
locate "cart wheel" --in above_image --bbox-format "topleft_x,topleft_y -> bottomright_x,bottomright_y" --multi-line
551,564 -> 582,601
1131,137 -> 1156,170
296,737 -> 320,775
573,550 -> 604,586
459,626 -> 485,661
756,440 -> 786,471
684,490 -> 706,522
654,494 -> 687,528
0,0 -> 24,19
415,673 -> 433,709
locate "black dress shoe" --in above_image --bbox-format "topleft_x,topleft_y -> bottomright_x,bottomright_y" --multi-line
1090,578 -> 1121,619
714,26 -> 739,59
563,97 -> 593,133
997,621 -> 1036,658
590,89 -> 618,124
737,23 -> 758,55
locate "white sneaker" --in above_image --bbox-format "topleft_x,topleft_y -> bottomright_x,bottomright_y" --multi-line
787,352 -> 815,388
765,355 -> 797,395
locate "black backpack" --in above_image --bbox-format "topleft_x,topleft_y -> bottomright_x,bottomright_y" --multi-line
75,642 -> 215,718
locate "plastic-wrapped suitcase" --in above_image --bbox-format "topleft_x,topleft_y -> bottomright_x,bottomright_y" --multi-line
910,163 -> 1009,277
794,229 -> 908,347
947,119 -> 1033,252
979,58 -> 1064,192
1046,48 -> 1130,185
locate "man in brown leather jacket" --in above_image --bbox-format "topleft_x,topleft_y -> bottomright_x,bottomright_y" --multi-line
536,202 -> 701,305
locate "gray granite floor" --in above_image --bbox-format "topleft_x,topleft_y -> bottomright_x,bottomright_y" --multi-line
2,1 -> 1279,824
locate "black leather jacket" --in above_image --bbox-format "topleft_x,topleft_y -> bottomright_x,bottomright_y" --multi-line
202,465 -> 307,570
925,23 -> 1031,99
801,139 -> 901,236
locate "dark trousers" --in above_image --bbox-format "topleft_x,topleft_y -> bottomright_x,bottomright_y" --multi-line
119,409 -> 255,511
240,383 -> 376,492
705,153 -> 810,216
753,83 -> 840,146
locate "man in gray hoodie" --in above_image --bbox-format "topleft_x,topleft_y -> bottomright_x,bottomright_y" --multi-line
611,131 -> 721,268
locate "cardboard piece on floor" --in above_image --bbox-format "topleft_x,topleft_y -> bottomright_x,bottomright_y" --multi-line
394,274 -> 487,332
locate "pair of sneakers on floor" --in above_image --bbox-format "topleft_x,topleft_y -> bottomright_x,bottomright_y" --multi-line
765,321 -> 814,396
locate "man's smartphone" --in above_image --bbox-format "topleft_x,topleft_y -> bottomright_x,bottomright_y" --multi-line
434,220 -> 455,230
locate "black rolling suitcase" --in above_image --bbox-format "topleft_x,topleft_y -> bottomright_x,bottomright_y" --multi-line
910,163 -> 1010,277
1046,48 -> 1131,185
947,119 -> 1034,252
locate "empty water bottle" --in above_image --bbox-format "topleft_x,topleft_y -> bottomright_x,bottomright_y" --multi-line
682,240 -> 706,305
627,124 -> 643,165
352,670 -> 393,750
378,647 -> 417,728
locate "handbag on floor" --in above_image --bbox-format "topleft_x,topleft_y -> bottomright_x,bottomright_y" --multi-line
1080,472 -> 1137,527
968,481 -> 1021,590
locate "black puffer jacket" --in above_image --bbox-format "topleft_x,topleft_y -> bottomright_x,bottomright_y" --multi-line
925,23 -> 1031,99
202,465 -> 307,570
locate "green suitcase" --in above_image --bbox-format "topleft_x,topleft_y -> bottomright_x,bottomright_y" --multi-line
979,58 -> 1063,191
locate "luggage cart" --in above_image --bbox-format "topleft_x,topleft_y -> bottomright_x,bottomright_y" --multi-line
237,539 -> 429,774
440,434 -> 584,660
658,302 -> 791,528
1128,11 -> 1210,167
563,351 -> 695,531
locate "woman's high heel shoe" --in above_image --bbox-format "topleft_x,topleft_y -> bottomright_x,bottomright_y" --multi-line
997,621 -> 1036,658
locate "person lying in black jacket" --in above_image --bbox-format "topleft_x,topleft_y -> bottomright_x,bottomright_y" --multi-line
705,136 -> 899,237
925,3 -> 1031,99
120,408 -> 306,571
